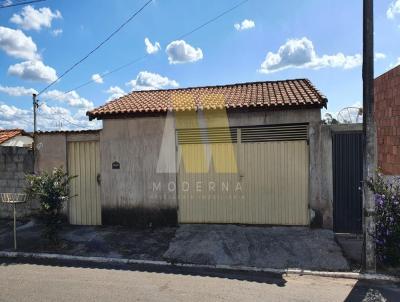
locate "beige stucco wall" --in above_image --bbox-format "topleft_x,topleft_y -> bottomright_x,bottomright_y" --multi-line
35,133 -> 67,173
35,132 -> 100,173
100,107 -> 326,225
100,117 -> 177,212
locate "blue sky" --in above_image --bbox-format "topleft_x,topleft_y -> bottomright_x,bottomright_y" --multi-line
0,0 -> 399,131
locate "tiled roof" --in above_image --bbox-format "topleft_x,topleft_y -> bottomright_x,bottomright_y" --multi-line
87,79 -> 327,120
36,129 -> 101,135
0,129 -> 30,144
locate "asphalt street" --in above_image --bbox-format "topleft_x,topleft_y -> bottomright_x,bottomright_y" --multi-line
0,259 -> 399,302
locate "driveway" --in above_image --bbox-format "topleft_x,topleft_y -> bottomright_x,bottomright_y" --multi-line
164,224 -> 350,271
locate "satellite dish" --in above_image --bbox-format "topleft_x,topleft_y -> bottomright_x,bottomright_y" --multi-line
337,107 -> 363,124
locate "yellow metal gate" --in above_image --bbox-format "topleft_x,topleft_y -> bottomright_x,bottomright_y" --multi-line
67,141 -> 101,225
177,125 -> 309,225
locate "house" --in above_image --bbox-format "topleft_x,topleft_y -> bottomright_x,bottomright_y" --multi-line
36,79 -> 333,228
0,129 -> 33,147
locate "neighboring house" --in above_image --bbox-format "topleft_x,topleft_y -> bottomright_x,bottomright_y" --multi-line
36,79 -> 334,228
0,129 -> 33,147
375,65 -> 400,177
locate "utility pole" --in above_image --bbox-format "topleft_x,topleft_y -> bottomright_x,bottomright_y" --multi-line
362,0 -> 376,272
32,93 -> 38,149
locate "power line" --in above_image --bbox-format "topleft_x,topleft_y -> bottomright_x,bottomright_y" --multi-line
177,0 -> 249,40
0,0 -> 45,8
61,0 -> 250,96
37,0 -> 153,96
64,55 -> 148,94
38,109 -> 92,129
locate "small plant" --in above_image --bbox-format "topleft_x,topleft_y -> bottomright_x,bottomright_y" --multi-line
366,172 -> 400,267
25,167 -> 75,245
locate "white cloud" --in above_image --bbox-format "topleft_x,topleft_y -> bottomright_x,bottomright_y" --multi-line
259,37 -> 362,73
375,52 -> 386,60
10,5 -> 62,31
8,60 -> 58,83
51,28 -> 63,37
166,40 -> 203,64
106,86 -> 125,101
0,26 -> 39,60
126,71 -> 179,91
144,37 -> 160,54
0,85 -> 37,96
0,103 -> 31,130
234,19 -> 255,31
91,73 -> 103,84
387,0 -> 400,19
1,0 -> 13,7
41,90 -> 94,109
0,101 -> 99,131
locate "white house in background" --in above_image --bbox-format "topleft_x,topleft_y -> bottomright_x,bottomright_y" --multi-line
0,129 -> 33,147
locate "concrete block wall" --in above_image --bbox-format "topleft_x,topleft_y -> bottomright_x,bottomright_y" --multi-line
375,65 -> 400,175
0,146 -> 38,218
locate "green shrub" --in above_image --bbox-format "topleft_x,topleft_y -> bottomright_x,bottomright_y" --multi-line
26,167 -> 75,244
367,172 -> 400,266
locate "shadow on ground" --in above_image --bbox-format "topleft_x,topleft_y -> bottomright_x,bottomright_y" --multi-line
344,280 -> 400,302
0,257 -> 287,287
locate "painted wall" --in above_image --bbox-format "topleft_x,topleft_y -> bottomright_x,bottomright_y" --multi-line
375,65 -> 400,175
100,107 -> 326,227
1,136 -> 33,147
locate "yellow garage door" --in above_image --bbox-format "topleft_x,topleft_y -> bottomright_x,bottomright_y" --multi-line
177,124 -> 309,225
67,141 -> 101,225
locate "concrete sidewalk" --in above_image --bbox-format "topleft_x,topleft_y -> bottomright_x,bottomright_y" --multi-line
1,219 -> 350,271
164,224 -> 350,271
0,218 -> 176,261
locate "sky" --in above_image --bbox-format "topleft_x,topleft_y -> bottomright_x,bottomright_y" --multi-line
0,0 -> 399,131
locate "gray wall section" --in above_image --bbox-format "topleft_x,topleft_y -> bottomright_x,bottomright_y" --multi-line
35,133 -> 67,173
0,146 -> 38,218
100,108 -> 327,226
100,117 -> 177,212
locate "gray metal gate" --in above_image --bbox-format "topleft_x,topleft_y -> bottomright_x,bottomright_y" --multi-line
332,131 -> 363,233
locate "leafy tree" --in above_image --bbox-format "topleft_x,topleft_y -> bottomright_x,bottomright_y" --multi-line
26,168 -> 75,244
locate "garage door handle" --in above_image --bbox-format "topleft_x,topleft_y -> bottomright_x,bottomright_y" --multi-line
97,173 -> 101,185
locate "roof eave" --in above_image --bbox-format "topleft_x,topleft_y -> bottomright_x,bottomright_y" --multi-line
87,102 -> 327,121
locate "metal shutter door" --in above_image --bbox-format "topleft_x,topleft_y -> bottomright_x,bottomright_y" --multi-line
177,124 -> 309,225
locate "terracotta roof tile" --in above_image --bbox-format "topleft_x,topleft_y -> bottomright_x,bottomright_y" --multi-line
87,79 -> 327,120
0,129 -> 27,144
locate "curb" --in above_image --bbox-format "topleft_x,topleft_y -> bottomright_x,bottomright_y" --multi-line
0,251 -> 399,282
